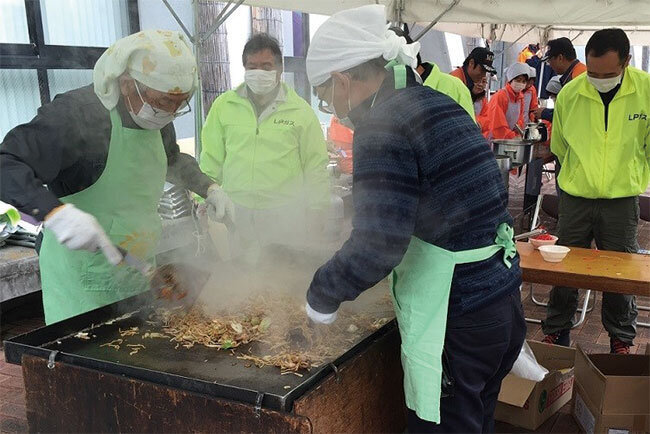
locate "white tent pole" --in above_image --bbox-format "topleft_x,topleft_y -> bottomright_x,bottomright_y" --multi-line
393,0 -> 405,26
193,0 -> 204,158
201,0 -> 246,43
537,61 -> 544,98
412,0 -> 462,41
161,0 -> 243,156
570,31 -> 584,42
493,25 -> 537,60
204,0 -> 234,34
162,0 -> 195,43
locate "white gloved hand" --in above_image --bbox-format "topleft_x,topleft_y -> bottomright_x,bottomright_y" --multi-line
205,184 -> 235,225
305,302 -> 338,325
44,204 -> 122,265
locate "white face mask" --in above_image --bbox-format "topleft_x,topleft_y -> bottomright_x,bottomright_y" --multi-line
127,81 -> 180,130
510,81 -> 526,93
245,69 -> 279,96
587,74 -> 622,93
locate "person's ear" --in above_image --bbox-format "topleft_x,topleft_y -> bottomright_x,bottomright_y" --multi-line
331,72 -> 349,92
119,75 -> 134,96
624,54 -> 632,68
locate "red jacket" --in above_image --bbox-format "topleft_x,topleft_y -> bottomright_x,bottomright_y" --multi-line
485,83 -> 525,140
451,67 -> 490,135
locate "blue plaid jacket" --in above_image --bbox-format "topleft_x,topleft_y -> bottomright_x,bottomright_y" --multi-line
308,69 -> 522,316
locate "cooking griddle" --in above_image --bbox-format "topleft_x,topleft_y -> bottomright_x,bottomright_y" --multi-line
4,289 -> 396,412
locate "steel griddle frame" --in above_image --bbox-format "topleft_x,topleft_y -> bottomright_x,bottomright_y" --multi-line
3,289 -> 397,412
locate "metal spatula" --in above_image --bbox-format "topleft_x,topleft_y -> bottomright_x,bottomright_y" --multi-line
116,246 -> 154,277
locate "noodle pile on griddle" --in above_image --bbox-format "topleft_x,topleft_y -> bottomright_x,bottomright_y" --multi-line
150,293 -> 392,374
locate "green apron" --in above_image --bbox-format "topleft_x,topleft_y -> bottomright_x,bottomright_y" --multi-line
391,223 -> 516,423
39,109 -> 167,324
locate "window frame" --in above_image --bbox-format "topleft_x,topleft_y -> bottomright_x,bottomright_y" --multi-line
0,0 -> 140,105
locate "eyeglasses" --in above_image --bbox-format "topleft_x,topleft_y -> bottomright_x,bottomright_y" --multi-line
318,98 -> 335,115
134,80 -> 192,118
170,99 -> 192,118
317,82 -> 335,115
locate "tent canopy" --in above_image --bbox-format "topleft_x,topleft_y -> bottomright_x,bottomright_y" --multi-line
238,0 -> 650,45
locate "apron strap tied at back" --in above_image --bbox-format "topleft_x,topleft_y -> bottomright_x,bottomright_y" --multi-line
385,60 -> 408,90
494,223 -> 516,268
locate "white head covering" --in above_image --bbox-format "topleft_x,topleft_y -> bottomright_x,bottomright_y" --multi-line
528,65 -> 537,78
506,62 -> 530,82
545,76 -> 563,95
306,5 -> 421,87
93,30 -> 197,110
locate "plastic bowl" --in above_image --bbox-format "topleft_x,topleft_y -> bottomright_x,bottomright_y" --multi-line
538,245 -> 571,263
530,235 -> 558,249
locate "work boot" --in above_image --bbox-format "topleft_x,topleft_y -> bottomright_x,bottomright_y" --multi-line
541,329 -> 570,346
610,338 -> 631,355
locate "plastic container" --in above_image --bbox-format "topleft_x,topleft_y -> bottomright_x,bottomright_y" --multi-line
538,245 -> 571,263
529,235 -> 558,249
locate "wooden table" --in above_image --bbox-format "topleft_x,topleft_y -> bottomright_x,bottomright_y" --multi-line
517,242 -> 650,297
517,242 -> 650,328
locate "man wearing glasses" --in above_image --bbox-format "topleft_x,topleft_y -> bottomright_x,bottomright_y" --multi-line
200,34 -> 329,256
0,30 -> 232,324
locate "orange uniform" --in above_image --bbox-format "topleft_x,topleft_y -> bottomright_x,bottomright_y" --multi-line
328,117 -> 354,174
517,47 -> 536,63
485,83 -> 525,140
570,61 -> 587,80
560,60 -> 587,86
450,67 -> 490,136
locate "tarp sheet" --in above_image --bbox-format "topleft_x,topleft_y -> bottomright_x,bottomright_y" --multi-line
236,0 -> 650,44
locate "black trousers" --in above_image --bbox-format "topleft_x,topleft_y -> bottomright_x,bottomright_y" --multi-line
407,291 -> 526,433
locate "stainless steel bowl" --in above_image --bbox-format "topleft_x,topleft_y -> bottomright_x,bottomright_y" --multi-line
494,155 -> 511,191
491,139 -> 534,166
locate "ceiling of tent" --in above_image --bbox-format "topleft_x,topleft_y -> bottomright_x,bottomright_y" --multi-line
235,0 -> 650,44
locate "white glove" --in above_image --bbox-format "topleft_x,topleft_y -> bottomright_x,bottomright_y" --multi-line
44,204 -> 122,265
205,184 -> 235,224
305,302 -> 338,325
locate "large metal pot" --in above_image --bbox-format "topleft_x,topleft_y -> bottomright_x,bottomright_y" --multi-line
491,139 -> 534,166
494,155 -> 511,191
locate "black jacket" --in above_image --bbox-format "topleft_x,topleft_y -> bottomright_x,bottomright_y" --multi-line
0,85 -> 213,221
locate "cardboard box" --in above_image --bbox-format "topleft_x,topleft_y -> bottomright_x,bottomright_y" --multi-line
572,346 -> 650,434
495,340 -> 576,430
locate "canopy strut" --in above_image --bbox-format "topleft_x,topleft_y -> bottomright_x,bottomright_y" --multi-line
412,0 -> 462,42
161,0 -> 245,157
200,0 -> 246,44
570,31 -> 584,42
162,0 -> 194,43
493,25 -> 545,60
